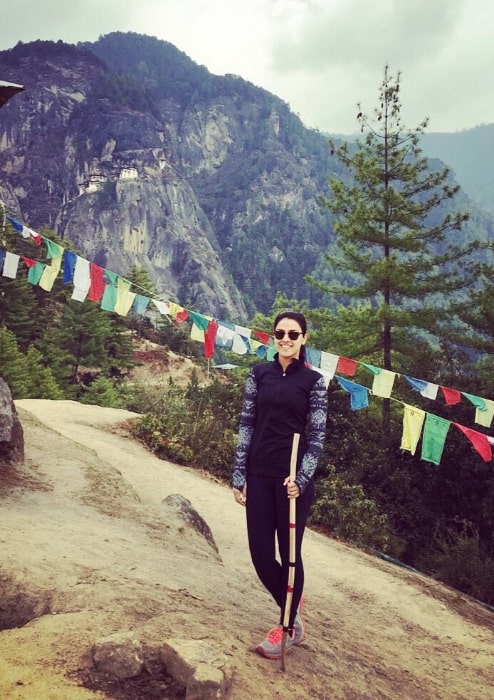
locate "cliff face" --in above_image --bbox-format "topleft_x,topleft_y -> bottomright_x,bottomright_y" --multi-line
0,39 -> 252,318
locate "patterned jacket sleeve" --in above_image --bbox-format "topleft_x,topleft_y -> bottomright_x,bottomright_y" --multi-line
231,369 -> 257,490
295,375 -> 328,494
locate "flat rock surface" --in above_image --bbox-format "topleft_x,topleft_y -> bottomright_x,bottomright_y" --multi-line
0,399 -> 492,699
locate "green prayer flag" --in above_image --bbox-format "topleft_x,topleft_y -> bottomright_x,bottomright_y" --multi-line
27,262 -> 45,285
188,310 -> 209,331
101,284 -> 118,311
361,363 -> 381,376
461,392 -> 487,411
45,239 -> 63,260
421,414 -> 451,466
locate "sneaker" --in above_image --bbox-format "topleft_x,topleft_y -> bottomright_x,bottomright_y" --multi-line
293,596 -> 305,645
293,611 -> 305,645
256,626 -> 295,659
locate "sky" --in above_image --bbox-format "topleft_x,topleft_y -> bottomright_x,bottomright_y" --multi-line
0,0 -> 492,135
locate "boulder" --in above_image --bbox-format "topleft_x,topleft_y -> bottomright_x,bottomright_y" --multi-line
160,493 -> 220,557
187,662 -> 230,700
0,377 -> 24,468
160,638 -> 232,699
92,631 -> 144,679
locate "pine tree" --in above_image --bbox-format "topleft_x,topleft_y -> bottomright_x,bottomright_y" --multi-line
35,299 -> 113,386
79,375 -> 122,408
24,346 -> 64,399
0,274 -> 41,352
0,327 -> 31,398
312,66 -> 483,426
126,264 -> 156,339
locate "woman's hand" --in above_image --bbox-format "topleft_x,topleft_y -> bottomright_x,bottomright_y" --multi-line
283,477 -> 300,499
233,486 -> 247,506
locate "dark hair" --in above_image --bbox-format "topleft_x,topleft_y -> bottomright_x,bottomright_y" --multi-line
273,311 -> 307,335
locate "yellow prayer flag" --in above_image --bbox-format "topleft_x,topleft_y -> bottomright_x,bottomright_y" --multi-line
372,369 -> 396,398
401,404 -> 426,455
38,254 -> 63,292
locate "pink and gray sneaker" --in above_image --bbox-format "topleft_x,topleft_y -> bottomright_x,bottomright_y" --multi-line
293,595 -> 305,644
256,626 -> 295,659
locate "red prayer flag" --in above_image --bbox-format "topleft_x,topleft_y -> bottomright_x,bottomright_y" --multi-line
21,256 -> 37,268
453,423 -> 492,462
440,386 -> 462,405
253,329 -> 271,345
88,263 -> 105,302
204,320 -> 218,359
337,356 -> 358,377
175,309 -> 189,323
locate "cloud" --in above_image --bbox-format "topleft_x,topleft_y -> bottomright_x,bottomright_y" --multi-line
0,0 -> 132,47
270,0 -> 464,73
0,0 -> 493,134
264,0 -> 494,133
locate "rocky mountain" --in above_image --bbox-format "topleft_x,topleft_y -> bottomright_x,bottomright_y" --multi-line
0,33 -> 493,320
421,125 -> 494,217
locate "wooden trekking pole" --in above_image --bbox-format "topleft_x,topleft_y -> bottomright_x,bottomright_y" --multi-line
281,432 -> 300,672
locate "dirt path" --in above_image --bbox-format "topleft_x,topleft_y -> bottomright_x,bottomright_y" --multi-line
0,399 -> 493,699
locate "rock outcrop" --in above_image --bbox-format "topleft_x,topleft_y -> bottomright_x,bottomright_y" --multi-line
0,34 -> 337,317
0,377 -> 24,468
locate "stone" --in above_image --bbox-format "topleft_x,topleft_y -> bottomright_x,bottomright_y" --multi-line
92,632 -> 144,679
161,493 -> 220,556
160,638 -> 232,693
186,662 -> 231,700
0,573 -> 51,630
0,377 -> 24,468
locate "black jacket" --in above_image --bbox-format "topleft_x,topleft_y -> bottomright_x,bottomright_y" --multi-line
232,355 -> 327,492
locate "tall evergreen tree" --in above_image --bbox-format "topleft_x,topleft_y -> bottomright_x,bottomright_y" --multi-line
0,274 -> 41,352
126,264 -> 156,339
35,299 -> 114,386
312,66 -> 483,426
24,346 -> 64,399
0,327 -> 31,398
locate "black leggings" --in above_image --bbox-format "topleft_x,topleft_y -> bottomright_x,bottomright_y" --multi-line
246,475 -> 314,629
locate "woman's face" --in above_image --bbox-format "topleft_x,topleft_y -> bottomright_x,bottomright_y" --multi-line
273,318 -> 306,363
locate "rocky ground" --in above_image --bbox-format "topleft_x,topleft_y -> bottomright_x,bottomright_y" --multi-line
0,399 -> 493,699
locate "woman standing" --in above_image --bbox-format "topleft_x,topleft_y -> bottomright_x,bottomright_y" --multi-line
232,311 -> 327,659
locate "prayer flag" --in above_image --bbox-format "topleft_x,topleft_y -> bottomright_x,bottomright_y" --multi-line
88,263 -> 105,302
2,251 -> 20,278
453,423 -> 492,462
475,399 -> 494,429
421,414 -> 450,465
63,250 -> 77,284
335,375 -> 369,410
132,294 -> 151,314
204,320 -> 218,359
440,386 -> 461,405
71,256 -> 91,302
401,405 -> 426,455
337,356 -> 358,376
320,352 -> 339,378
372,369 -> 396,399
461,392 -> 487,412
305,347 -> 321,367
152,299 -> 170,315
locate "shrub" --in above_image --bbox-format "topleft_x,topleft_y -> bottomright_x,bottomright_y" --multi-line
125,374 -> 244,477
79,376 -> 122,408
311,466 -> 398,554
128,386 -> 194,464
417,522 -> 494,605
121,379 -> 170,415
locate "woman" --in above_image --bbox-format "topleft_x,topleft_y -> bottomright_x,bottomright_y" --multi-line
232,311 -> 327,659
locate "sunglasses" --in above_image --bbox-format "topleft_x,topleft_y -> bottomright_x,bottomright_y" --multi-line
273,329 -> 304,341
